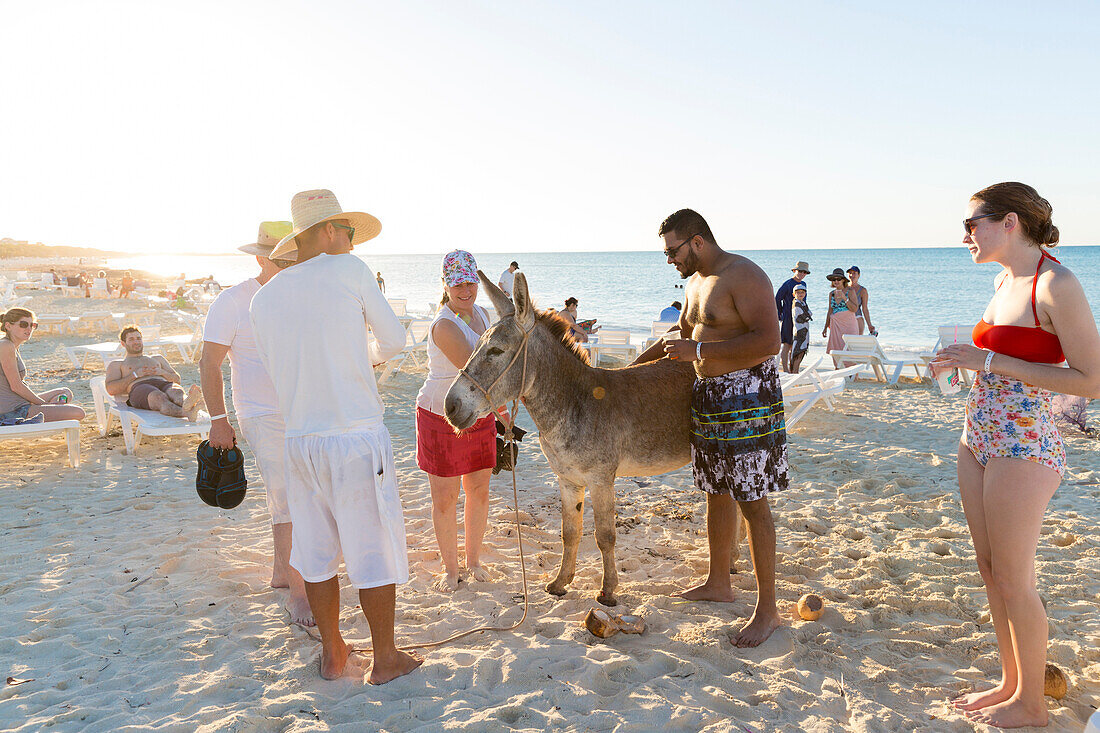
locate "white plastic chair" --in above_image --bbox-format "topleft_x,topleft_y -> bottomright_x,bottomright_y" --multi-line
830,334 -> 926,384
387,298 -> 408,318
0,419 -> 81,467
582,329 -> 637,365
90,375 -> 209,454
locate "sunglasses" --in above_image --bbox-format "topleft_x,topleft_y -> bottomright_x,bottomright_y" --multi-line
964,212 -> 999,235
663,234 -> 695,259
331,222 -> 355,242
13,320 -> 38,329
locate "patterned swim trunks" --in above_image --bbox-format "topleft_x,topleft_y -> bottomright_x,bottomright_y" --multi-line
691,359 -> 789,502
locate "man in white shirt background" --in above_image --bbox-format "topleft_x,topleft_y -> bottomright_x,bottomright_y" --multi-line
199,221 -> 313,627
251,189 -> 420,684
497,260 -> 519,298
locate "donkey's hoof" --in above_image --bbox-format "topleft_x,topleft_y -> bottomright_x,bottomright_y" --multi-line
597,592 -> 618,607
545,582 -> 568,597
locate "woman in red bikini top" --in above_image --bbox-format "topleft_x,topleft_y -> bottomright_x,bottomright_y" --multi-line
932,182 -> 1100,729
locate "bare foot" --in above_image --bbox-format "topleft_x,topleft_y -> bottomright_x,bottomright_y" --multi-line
952,683 -> 1015,711
967,697 -> 1048,728
287,594 -> 315,627
270,570 -> 289,589
729,609 -> 782,648
466,564 -> 491,583
183,385 -> 203,422
319,639 -> 353,680
432,573 -> 461,592
369,650 -> 423,685
676,579 -> 735,603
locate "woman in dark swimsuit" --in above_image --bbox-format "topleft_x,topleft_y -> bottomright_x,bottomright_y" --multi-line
933,182 -> 1100,728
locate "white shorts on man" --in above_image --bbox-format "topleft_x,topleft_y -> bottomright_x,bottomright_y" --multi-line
250,252 -> 408,588
203,276 -> 290,524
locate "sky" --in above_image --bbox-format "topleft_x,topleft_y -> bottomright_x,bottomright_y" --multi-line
2,1 -> 1098,255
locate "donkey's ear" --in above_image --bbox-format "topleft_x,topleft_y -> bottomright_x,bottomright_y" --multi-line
512,272 -> 534,329
478,270 -> 514,318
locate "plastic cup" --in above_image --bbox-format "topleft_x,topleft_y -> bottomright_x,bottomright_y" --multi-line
935,366 -> 962,395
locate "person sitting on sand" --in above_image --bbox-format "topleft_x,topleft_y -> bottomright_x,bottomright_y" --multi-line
119,271 -> 135,299
417,250 -> 499,591
105,326 -> 203,420
634,208 -> 788,648
560,297 -> 597,342
0,308 -> 87,424
251,189 -> 421,684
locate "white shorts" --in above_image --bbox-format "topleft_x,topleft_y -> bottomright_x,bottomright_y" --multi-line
237,413 -> 291,525
284,426 -> 409,589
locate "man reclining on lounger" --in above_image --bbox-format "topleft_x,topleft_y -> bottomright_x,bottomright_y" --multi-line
105,326 -> 203,420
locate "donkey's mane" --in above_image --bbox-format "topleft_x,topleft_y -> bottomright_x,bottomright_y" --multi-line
536,309 -> 591,365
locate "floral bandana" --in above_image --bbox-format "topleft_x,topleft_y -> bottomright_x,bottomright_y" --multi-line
442,249 -> 478,286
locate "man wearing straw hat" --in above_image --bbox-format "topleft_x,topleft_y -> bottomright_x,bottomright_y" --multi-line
198,221 -> 313,628
250,190 -> 421,683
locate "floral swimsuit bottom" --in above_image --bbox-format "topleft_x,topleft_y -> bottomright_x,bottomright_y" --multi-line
962,371 -> 1066,476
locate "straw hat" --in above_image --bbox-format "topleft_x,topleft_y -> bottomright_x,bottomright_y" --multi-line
269,189 -> 381,260
238,221 -> 293,257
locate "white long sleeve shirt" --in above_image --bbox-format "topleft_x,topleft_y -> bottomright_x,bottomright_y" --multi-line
249,253 -> 405,438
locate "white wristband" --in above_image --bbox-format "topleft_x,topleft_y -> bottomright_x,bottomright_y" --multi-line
209,414 -> 228,422
983,351 -> 994,373
696,341 -> 703,361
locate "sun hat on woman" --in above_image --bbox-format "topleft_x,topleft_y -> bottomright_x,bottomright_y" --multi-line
826,267 -> 849,282
269,189 -> 382,260
441,250 -> 479,286
239,221 -> 293,257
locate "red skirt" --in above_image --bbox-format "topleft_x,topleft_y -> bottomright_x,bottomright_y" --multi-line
416,407 -> 496,478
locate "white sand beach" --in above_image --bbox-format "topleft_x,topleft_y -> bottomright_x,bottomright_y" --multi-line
1,290 -> 1097,732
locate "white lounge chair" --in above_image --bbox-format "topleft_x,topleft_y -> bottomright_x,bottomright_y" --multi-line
643,321 -> 680,351
387,298 -> 408,318
36,314 -> 80,335
919,325 -> 976,386
0,282 -> 32,309
90,376 -> 209,454
74,311 -> 118,333
376,318 -> 434,385
91,278 -> 113,298
0,419 -> 82,467
582,329 -> 637,365
111,310 -> 157,329
781,359 -> 869,428
830,334 -> 927,385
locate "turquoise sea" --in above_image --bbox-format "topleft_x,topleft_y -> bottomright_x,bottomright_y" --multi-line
107,247 -> 1100,353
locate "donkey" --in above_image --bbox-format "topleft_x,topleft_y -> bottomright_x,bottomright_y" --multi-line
445,271 -> 740,606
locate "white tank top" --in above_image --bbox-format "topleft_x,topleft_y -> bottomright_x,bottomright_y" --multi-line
416,303 -> 491,415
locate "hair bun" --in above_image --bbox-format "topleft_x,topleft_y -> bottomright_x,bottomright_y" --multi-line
1039,222 -> 1060,245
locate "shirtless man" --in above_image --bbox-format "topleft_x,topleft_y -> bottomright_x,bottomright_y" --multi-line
633,208 -> 788,648
105,326 -> 203,420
